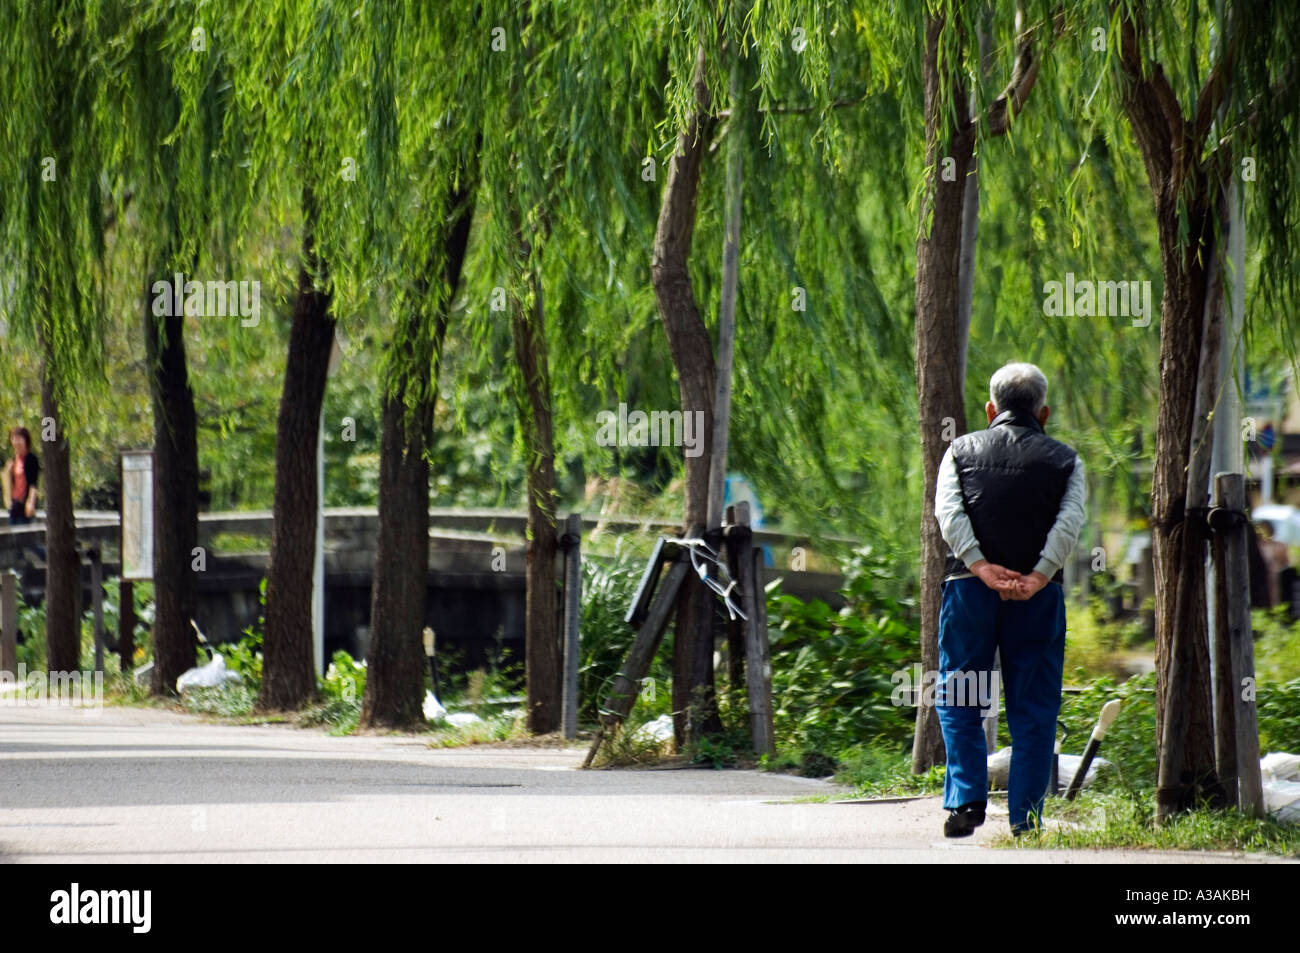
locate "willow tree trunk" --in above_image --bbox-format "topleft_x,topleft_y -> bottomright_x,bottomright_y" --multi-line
1116,12 -> 1221,817
511,267 -> 561,734
911,15 -> 975,773
260,198 -> 335,712
1145,184 -> 1222,815
39,359 -> 80,674
145,281 -> 200,696
650,47 -> 723,750
362,167 -> 477,730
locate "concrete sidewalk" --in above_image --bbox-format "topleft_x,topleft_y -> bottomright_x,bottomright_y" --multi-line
0,704 -> 1288,863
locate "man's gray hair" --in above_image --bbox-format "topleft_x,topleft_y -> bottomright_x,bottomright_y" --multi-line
989,362 -> 1048,414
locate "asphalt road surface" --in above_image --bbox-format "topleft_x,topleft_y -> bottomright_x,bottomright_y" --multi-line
0,704 -> 1290,864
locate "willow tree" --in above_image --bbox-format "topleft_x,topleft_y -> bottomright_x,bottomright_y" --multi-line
361,1 -> 483,728
1080,0 -> 1300,817
466,1 -> 629,733
1,0 -> 114,673
641,0 -> 923,747
225,0 -> 422,711
91,1 -> 256,694
232,0 -> 356,710
892,1 -> 1062,768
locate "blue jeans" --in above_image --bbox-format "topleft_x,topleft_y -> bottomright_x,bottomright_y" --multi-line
936,575 -> 1066,830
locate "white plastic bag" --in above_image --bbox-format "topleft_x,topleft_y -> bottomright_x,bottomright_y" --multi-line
176,653 -> 242,694
986,746 -> 1109,791
1260,752 -> 1300,783
423,691 -> 447,722
632,713 -> 675,744
423,692 -> 485,727
1262,779 -> 1300,825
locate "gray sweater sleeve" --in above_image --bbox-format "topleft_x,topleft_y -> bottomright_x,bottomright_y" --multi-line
1032,455 -> 1087,579
934,444 -> 985,569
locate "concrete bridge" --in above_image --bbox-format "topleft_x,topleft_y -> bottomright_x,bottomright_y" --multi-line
0,508 -> 846,667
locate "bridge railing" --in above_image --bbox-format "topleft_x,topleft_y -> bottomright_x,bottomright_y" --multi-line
0,506 -> 855,583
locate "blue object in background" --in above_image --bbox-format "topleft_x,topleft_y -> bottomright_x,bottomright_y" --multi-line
724,473 -> 773,566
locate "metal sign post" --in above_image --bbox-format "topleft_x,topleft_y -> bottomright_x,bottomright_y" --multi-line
120,451 -> 154,582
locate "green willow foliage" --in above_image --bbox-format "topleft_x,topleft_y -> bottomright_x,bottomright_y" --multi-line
1,1 -> 114,417
1,0 -> 1296,557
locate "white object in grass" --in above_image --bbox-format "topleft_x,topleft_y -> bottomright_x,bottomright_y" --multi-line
176,653 -> 241,694
632,714 -> 675,744
1260,752 -> 1300,783
423,691 -> 446,722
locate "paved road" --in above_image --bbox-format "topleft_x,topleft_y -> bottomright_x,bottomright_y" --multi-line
0,704 -> 1288,863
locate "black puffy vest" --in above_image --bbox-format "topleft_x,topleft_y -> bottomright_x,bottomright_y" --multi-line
942,407 -> 1077,581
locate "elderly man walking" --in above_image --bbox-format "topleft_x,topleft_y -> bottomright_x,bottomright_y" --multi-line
933,362 -> 1086,837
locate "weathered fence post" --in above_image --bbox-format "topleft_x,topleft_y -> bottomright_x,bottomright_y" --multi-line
561,512 -> 582,740
1,570 -> 18,678
731,503 -> 774,756
1212,472 -> 1264,817
723,505 -> 745,691
90,545 -> 104,675
119,579 -> 135,674
582,526 -> 700,768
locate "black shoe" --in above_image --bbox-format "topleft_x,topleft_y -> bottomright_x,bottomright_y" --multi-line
943,801 -> 987,838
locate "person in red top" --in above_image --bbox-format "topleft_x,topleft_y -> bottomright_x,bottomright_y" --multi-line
3,426 -> 40,525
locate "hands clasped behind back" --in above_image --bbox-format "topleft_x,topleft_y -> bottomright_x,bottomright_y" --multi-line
970,559 -> 1050,601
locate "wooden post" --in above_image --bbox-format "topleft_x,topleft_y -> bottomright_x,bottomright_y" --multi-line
732,503 -> 774,756
723,505 -> 745,692
119,579 -> 136,674
561,512 -> 582,740
1,570 -> 18,678
748,545 -> 774,754
90,546 -> 104,675
705,51 -> 744,531
582,528 -> 698,768
1211,515 -> 1237,794
1209,164 -> 1246,796
1215,473 -> 1264,817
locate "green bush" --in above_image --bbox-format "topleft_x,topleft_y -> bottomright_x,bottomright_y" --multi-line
98,577 -> 155,667
835,742 -> 945,795
180,681 -> 256,717
301,650 -> 367,733
16,594 -> 46,671
214,577 -> 266,688
1057,671 -> 1158,792
1254,606 -> 1300,684
1258,677 -> 1300,753
217,629 -> 263,688
577,539 -> 672,728
766,545 -> 920,765
1063,597 -> 1148,677
322,650 -> 366,701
